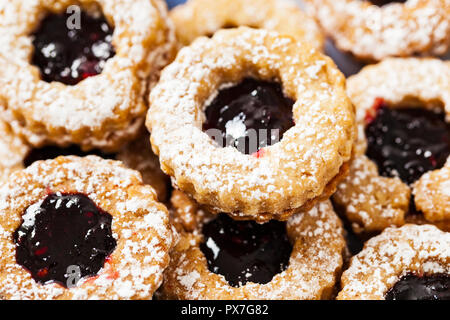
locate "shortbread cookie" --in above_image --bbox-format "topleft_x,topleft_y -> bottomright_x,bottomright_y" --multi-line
338,224 -> 450,300
147,27 -> 355,222
0,156 -> 174,299
304,0 -> 450,61
334,58 -> 450,234
161,191 -> 346,300
0,0 -> 176,152
404,213 -> 450,234
0,119 -> 29,182
170,0 -> 324,50
412,159 -> 450,223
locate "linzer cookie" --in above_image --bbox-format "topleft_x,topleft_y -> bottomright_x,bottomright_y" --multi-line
334,58 -> 450,234
305,0 -> 450,61
170,0 -> 324,50
338,224 -> 450,300
160,191 -> 346,300
147,27 -> 355,222
0,0 -> 176,152
0,156 -> 174,299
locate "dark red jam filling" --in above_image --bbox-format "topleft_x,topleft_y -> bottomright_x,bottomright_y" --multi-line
200,214 -> 292,287
365,104 -> 450,185
385,274 -> 450,300
202,78 -> 295,155
369,0 -> 407,6
14,193 -> 116,287
32,11 -> 115,85
23,145 -> 115,167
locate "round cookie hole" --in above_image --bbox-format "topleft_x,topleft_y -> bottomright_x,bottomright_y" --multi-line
199,214 -> 293,287
202,78 -> 295,155
364,99 -> 450,186
14,192 -> 117,288
385,273 -> 450,300
31,9 -> 115,85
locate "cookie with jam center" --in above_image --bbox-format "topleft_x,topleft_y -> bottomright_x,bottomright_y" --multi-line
147,27 -> 355,222
334,58 -> 450,235
170,0 -> 324,50
338,224 -> 450,300
0,118 -> 29,182
0,0 -> 176,152
304,0 -> 450,61
160,190 -> 346,300
0,156 -> 174,300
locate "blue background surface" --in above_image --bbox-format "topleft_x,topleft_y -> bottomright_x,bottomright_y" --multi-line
166,0 -> 186,9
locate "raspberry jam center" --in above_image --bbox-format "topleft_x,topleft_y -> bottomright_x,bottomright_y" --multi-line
32,11 -> 115,85
200,214 -> 292,287
369,0 -> 407,6
365,104 -> 450,185
202,78 -> 295,155
14,193 -> 117,287
23,145 -> 115,167
385,274 -> 450,300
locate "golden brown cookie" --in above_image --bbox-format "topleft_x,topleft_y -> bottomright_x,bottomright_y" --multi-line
147,27 -> 355,222
0,0 -> 176,152
334,58 -> 450,234
0,118 -> 29,182
161,191 -> 346,300
304,0 -> 450,61
413,159 -> 450,223
116,134 -> 169,202
170,0 -> 324,50
338,224 -> 450,300
0,156 -> 175,299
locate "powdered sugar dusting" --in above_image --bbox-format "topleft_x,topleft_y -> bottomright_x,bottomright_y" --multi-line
0,0 -> 176,151
334,154 -> 409,234
305,0 -> 450,60
147,27 -> 355,220
335,58 -> 450,234
338,224 -> 450,300
163,199 -> 346,300
0,119 -> 29,181
0,156 -> 174,299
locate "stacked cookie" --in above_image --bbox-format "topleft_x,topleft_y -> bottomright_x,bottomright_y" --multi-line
147,26 -> 354,299
0,0 -> 448,300
0,0 -> 176,300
